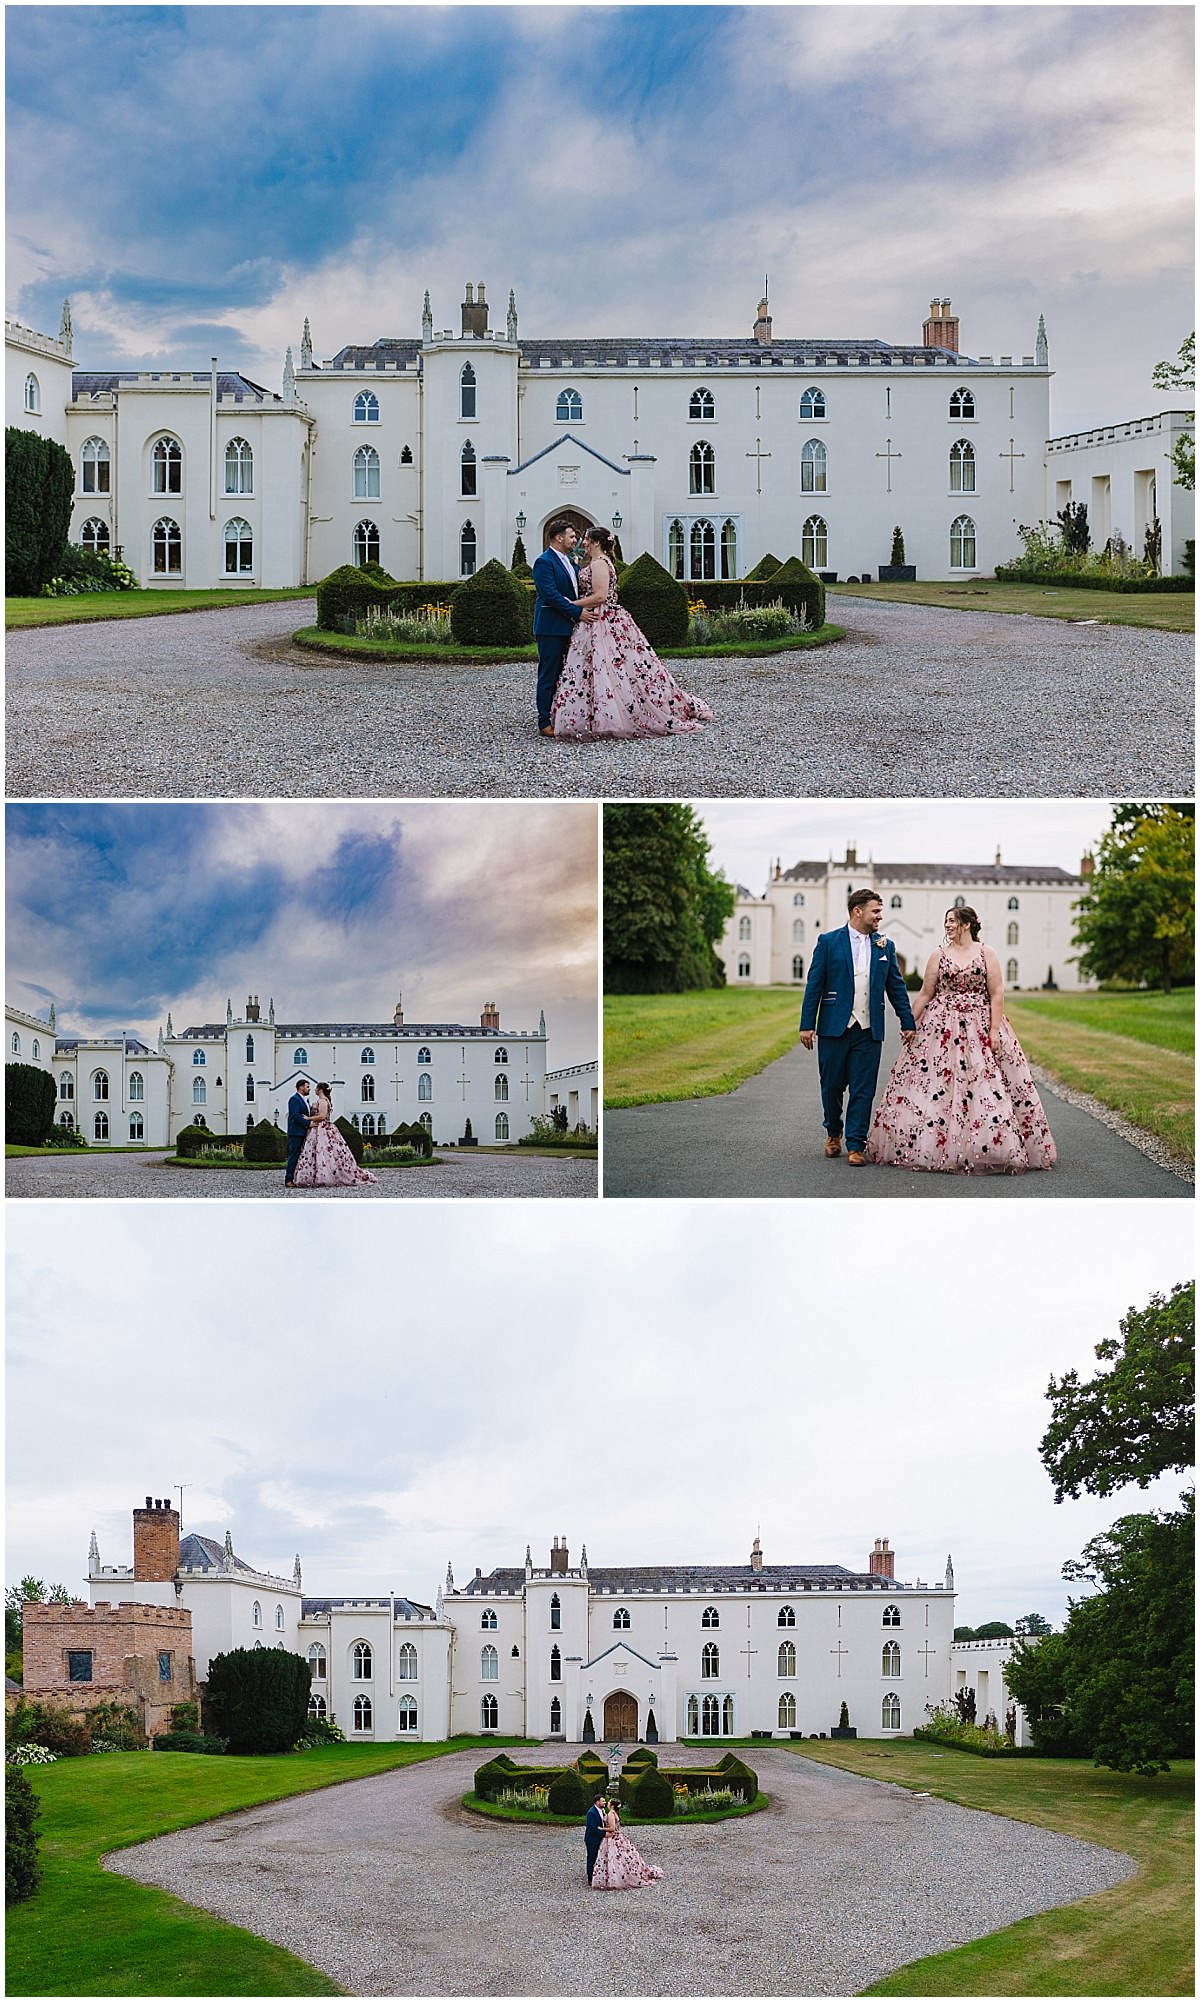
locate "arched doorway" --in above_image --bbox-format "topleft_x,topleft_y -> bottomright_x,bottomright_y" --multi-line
540,507 -> 594,548
603,1690 -> 637,1741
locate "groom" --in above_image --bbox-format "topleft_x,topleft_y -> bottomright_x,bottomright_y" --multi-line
584,1792 -> 607,1885
284,1078 -> 312,1189
799,887 -> 916,1164
532,518 -> 583,736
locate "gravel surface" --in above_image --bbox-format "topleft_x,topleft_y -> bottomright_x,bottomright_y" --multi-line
5,1149 -> 596,1200
6,596 -> 1192,797
107,1744 -> 1134,1996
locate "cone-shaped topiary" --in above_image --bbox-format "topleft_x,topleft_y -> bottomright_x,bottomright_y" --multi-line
745,551 -> 783,582
511,535 -> 528,568
890,526 -> 905,566
335,1116 -> 364,1163
765,556 -> 825,631
244,1119 -> 288,1162
450,558 -> 534,647
617,552 -> 689,648
547,1768 -> 588,1815
626,1764 -> 675,1818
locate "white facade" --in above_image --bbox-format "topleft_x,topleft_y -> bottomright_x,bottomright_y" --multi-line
950,1637 -> 1032,1747
721,847 -> 1094,993
6,1003 -> 55,1073
6,313 -> 74,448
1046,410 -> 1194,575
545,1059 -> 599,1132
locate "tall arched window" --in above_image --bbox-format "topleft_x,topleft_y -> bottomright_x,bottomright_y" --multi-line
778,1641 -> 796,1677
418,1073 -> 432,1101
793,919 -> 804,943
882,1693 -> 901,1730
495,1112 -> 509,1140
81,437 -> 110,493
81,518 -> 110,553
720,517 -> 738,578
245,1034 -> 254,1063
459,363 -> 477,419
481,1694 -> 498,1728
792,955 -> 804,980
354,1071 -> 372,1103
556,387 -> 583,422
481,1645 -> 498,1679
950,515 -> 976,568
460,520 -> 477,576
253,1601 -> 263,1628
129,1113 -> 144,1141
245,1076 -> 255,1102
801,438 -> 828,492
223,518 -> 253,574
94,1110 -> 109,1141
689,387 -> 715,420
460,438 -> 477,496
128,1072 -> 144,1101
93,1070 -> 109,1101
353,1694 -> 373,1730
1007,921 -> 1019,946
397,1643 -> 417,1679
275,1605 -> 285,1631
722,1694 -> 735,1734
802,515 -> 828,570
193,1076 -> 206,1105
397,1695 -> 418,1732
550,1646 -> 562,1681
701,1694 -> 721,1734
362,1046 -> 375,1063
702,1607 -> 720,1628
419,1111 -> 432,1133
151,518 -> 182,574
690,518 -> 716,579
702,1641 -> 720,1678
481,1609 -> 497,1629
354,520 -> 380,566
353,444 -> 380,499
361,1112 -> 375,1136
737,953 -> 751,979
308,1643 -> 327,1679
549,1594 -> 561,1630
151,437 -> 182,493
689,440 -> 715,494
778,1692 -> 796,1729
308,1690 -> 327,1719
10,1032 -> 21,1055
352,1642 -> 373,1679
614,1607 -> 630,1629
60,1073 -> 74,1100
224,438 -> 253,494
1007,957 -> 1018,984
354,390 -> 379,423
883,1605 -> 900,1627
949,387 -> 975,420
799,387 -> 826,420
24,373 -> 40,413
549,1696 -> 562,1732
882,1641 -> 901,1677
667,517 -> 685,578
494,1073 -> 509,1102
738,915 -> 752,940
950,439 -> 976,492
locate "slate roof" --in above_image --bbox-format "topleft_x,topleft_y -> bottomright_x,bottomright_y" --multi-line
177,1533 -> 262,1577
55,1035 -> 151,1054
301,1595 -> 434,1620
328,336 -> 972,370
178,1022 -> 517,1039
782,860 -> 1082,886
73,369 -> 277,402
465,1562 -> 897,1593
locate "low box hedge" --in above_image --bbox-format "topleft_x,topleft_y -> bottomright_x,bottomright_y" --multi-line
618,552 -> 690,647
619,1749 -> 758,1811
744,551 -> 783,582
992,566 -> 1193,593
450,558 -> 533,647
315,564 -> 460,631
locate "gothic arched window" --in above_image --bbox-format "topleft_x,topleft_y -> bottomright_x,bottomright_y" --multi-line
778,1605 -> 796,1627
495,1112 -> 509,1139
94,1110 -> 109,1140
549,1594 -> 561,1630
689,387 -> 715,421
352,1641 -> 373,1679
417,1047 -> 431,1064
792,954 -> 804,981
353,520 -> 380,566
1007,897 -> 1020,911
361,1112 -> 375,1136
481,1609 -> 497,1630
362,1046 -> 375,1063
24,372 -> 40,413
151,436 -> 182,493
353,444 -> 380,499
308,1643 -> 326,1679
253,1601 -> 263,1628
949,387 -> 975,420
802,515 -> 828,570
397,1642 -> 417,1680
353,1694 -> 373,1730
224,437 -> 253,494
151,517 -> 182,574
690,517 -> 715,579
81,518 -> 110,553
495,1074 -> 509,1101
793,919 -> 804,943
245,1035 -> 254,1063
779,1692 -> 796,1729
799,387 -> 826,421
245,1076 -> 255,1102
223,518 -> 253,575
398,1695 -> 418,1732
556,387 -> 583,422
721,516 -> 738,578
701,1642 -> 720,1678
778,1641 -> 796,1677
550,1645 -> 562,1681
193,1077 -> 206,1105
614,1607 -> 630,1629
460,520 -> 477,576
354,390 -> 379,424
129,1113 -> 144,1141
308,1690 -> 327,1718
882,1605 -> 900,1627
702,1607 -> 720,1628
890,895 -> 902,909
801,438 -> 827,492
418,1073 -> 432,1101
793,893 -> 805,908
667,517 -> 685,579
1007,921 -> 1019,946
481,1645 -> 498,1680
60,1073 -> 75,1100
193,1050 -> 205,1066
362,1074 -> 375,1101
482,1694 -> 498,1728
689,440 -> 715,494
93,1070 -> 109,1101
950,515 -> 976,568
459,363 -> 476,419
1007,957 -> 1019,984
494,1048 -> 508,1063
882,1641 -> 901,1677
460,438 -> 477,496
81,437 -> 110,493
739,915 -> 752,940
549,1696 -> 562,1732
737,954 -> 750,979
882,1693 -> 901,1729
293,1047 -> 307,1065
128,1072 -> 144,1102
950,438 -> 976,492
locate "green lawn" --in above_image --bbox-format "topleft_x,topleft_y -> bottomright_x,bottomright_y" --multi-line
6,587 -> 315,628
787,1739 -> 1193,1997
604,988 -> 800,1106
8,1738 -> 533,1997
294,623 -> 844,664
5,1145 -> 169,1159
1006,990 -> 1194,1167
828,578 -> 1193,633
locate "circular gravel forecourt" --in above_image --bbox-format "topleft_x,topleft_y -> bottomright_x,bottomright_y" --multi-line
106,1745 -> 1134,1996
4,1149 -> 595,1200
6,595 -> 1191,797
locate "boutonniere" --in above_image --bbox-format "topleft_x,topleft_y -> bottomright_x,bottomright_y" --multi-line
875,937 -> 890,951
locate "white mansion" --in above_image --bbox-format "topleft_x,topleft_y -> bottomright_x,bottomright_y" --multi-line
721,845 -> 1095,992
6,282 -> 1191,584
80,1500 -> 992,1746
5,992 -> 597,1147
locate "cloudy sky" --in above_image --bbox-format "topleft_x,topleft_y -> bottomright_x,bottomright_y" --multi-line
6,1204 -> 1193,1631
695,797 -> 1116,896
6,6 -> 1193,433
5,801 -> 598,1068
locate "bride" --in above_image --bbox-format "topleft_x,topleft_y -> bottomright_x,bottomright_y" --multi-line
866,905 -> 1057,1174
292,1083 -> 380,1187
591,1797 -> 664,1891
550,527 -> 713,738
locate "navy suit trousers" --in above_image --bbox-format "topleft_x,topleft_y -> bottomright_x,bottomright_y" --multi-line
536,634 -> 573,729
817,1023 -> 883,1151
585,1829 -> 604,1882
285,1131 -> 307,1184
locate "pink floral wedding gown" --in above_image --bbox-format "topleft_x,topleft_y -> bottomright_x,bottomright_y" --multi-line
591,1813 -> 664,1891
293,1105 -> 379,1187
551,560 -> 713,738
866,947 -> 1057,1174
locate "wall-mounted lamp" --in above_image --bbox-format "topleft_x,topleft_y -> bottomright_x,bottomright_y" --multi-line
515,510 -> 527,533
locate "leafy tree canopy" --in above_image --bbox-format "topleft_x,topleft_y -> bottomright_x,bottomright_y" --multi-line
5,1578 -> 72,1654
1152,332 -> 1194,491
1073,805 -> 1194,994
604,803 -> 735,992
1014,1611 -> 1053,1636
1040,1281 -> 1194,1502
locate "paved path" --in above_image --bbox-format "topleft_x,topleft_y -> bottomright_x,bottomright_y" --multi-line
107,1744 -> 1133,1997
604,1021 -> 1189,1198
6,597 -> 1191,797
5,1149 -> 596,1200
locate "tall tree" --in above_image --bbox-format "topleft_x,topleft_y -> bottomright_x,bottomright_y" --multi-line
604,804 -> 735,992
1014,1612 -> 1052,1637
1152,333 -> 1194,491
1072,804 -> 1194,993
1040,1281 -> 1194,1502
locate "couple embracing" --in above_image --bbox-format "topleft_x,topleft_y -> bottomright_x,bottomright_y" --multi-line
799,886 -> 1057,1174
584,1791 -> 662,1891
533,518 -> 712,740
284,1079 -> 378,1189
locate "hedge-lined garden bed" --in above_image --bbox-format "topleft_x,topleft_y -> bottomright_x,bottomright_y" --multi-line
992,567 -> 1193,594
466,1747 -> 761,1822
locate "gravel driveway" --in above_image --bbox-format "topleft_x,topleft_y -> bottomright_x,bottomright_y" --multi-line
5,1149 -> 596,1200
6,596 -> 1191,797
108,1745 -> 1133,1996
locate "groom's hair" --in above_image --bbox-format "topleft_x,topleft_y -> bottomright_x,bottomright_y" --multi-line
545,517 -> 575,542
847,886 -> 882,912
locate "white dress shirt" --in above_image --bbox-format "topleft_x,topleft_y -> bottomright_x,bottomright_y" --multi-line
549,545 -> 578,596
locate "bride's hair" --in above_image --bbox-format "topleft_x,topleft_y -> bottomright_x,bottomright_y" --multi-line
946,905 -> 981,940
315,1081 -> 332,1098
585,525 -> 614,556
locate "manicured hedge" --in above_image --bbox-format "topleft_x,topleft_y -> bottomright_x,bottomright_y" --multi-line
5,1063 -> 56,1147
623,1764 -> 674,1818
243,1119 -> 288,1163
474,1751 -> 603,1802
151,1730 -> 229,1754
450,558 -> 533,646
547,1768 -> 589,1815
624,1746 -> 658,1768
335,1115 -> 364,1163
622,1750 -> 758,1809
204,1647 -> 312,1754
618,552 -> 690,647
6,427 -> 75,595
5,1766 -> 40,1906
175,1124 -> 225,1158
744,551 -> 783,581
315,564 -> 459,631
992,566 -> 1192,593
762,556 -> 826,628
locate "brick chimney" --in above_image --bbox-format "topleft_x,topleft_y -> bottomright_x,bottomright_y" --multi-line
549,1535 -> 569,1575
461,281 -> 488,339
868,1537 -> 895,1580
481,1002 -> 500,1030
750,1536 -> 763,1573
394,996 -> 404,1027
846,843 -> 857,868
133,1497 -> 180,1582
1080,852 -> 1094,877
753,294 -> 773,346
922,297 -> 960,353
246,995 -> 260,1023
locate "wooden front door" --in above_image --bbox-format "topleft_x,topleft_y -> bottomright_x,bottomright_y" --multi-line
541,507 -> 594,548
603,1690 -> 637,1741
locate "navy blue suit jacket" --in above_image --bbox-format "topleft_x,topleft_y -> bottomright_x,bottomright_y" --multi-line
532,546 -> 582,637
286,1092 -> 312,1140
799,925 -> 915,1041
584,1801 -> 606,1846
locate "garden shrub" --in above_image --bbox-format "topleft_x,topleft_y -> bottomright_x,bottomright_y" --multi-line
763,556 -> 826,630
5,1063 -> 57,1147
204,1647 -> 312,1754
41,544 -> 138,596
449,558 -> 533,647
617,553 -> 690,647
623,1764 -> 675,1818
474,1756 -> 517,1800
170,1702 -> 200,1732
82,1700 -> 143,1750
390,1119 -> 435,1157
5,427 -> 75,595
293,1716 -> 345,1747
547,1768 -> 588,1815
151,1730 -> 228,1754
7,1699 -> 91,1758
335,1116 -> 364,1164
511,534 -> 528,569
314,564 -> 459,631
744,551 -> 782,581
359,560 -> 398,585
576,1750 -> 608,1781
174,1124 -> 214,1158
243,1119 -> 288,1163
623,1746 -> 658,1768
889,526 -> 906,566
5,1765 -> 40,1906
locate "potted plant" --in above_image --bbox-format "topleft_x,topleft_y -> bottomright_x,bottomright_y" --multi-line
459,1117 -> 478,1148
878,526 -> 916,583
830,1700 -> 857,1740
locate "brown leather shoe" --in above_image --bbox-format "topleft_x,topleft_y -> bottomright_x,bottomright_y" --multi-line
824,1137 -> 841,1157
847,1150 -> 867,1166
